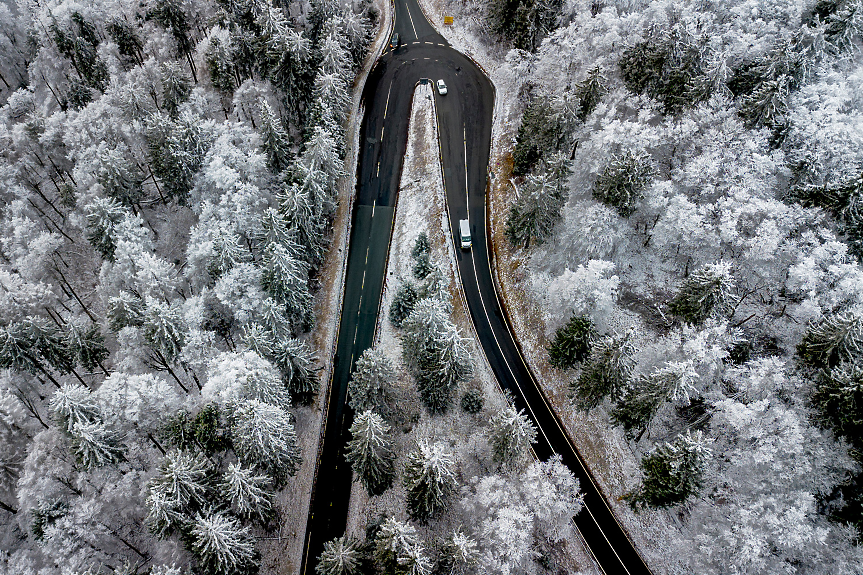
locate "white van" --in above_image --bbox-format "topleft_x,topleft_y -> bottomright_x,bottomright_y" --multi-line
459,219 -> 471,249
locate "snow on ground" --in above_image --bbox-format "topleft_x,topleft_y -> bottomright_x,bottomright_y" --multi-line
407,1 -> 678,571
259,2 -> 392,572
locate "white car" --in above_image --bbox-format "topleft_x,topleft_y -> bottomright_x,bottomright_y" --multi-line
437,79 -> 448,95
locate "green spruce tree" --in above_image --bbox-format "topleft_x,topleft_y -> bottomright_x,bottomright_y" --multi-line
345,410 -> 396,496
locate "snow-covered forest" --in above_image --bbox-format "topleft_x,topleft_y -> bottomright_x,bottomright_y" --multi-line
0,0 -> 377,572
459,0 -> 863,572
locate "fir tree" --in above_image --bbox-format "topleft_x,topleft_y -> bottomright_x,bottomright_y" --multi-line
50,383 -> 100,433
271,337 -> 320,404
192,403 -> 231,455
106,19 -> 144,67
146,449 -> 213,537
812,362 -> 863,449
97,146 -> 145,208
389,281 -> 420,327
70,421 -> 126,469
487,404 -> 538,466
798,311 -> 863,368
107,291 -> 146,332
460,389 -> 484,414
146,111 -> 214,204
403,440 -> 457,522
575,67 -> 607,122
84,197 -> 127,261
160,61 -> 191,117
436,529 -> 479,575
143,298 -> 186,362
230,399 -> 301,486
547,315 -> 595,369
0,317 -> 76,383
347,347 -> 395,415
612,361 -> 699,440
571,332 -> 636,410
316,535 -> 363,575
505,171 -> 567,249
261,242 -> 313,329
64,321 -> 109,372
220,462 -> 274,523
402,299 -> 473,414
668,261 -> 736,325
591,150 -> 654,217
624,431 -> 711,510
345,410 -> 395,496
205,36 -> 236,96
373,517 -> 420,573
259,99 -> 293,174
190,510 -> 259,575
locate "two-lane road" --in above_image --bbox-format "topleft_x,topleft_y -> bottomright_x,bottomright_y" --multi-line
300,1 -> 653,573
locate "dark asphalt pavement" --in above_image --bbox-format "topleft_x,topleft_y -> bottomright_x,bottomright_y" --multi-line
300,1 -> 654,573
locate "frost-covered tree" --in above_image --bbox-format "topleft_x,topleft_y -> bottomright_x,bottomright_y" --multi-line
812,361 -> 863,447
625,431 -> 711,510
668,262 -> 736,325
612,361 -> 699,440
346,409 -> 395,496
96,146 -> 145,208
161,62 -> 192,117
487,0 -> 563,51
591,150 -> 654,218
487,404 -> 537,466
401,299 -> 473,414
347,347 -> 395,415
84,198 -> 127,261
261,242 -> 313,330
190,510 -> 259,575
259,99 -> 293,174
436,529 -> 479,575
1,317 -> 75,386
547,315 -> 595,369
505,170 -> 567,249
798,311 -> 863,368
316,535 -> 363,575
50,383 -> 100,433
374,517 -> 427,574
460,389 -> 484,414
146,449 -> 213,537
403,439 -> 457,522
220,462 -> 274,523
619,27 -> 709,115
204,350 -> 290,409
147,111 -> 215,204
270,336 -> 320,404
389,281 -> 420,327
230,399 -> 301,485
69,421 -> 125,469
64,321 -> 108,373
107,291 -> 146,332
575,66 -> 607,122
571,332 -> 636,410
143,298 -> 186,363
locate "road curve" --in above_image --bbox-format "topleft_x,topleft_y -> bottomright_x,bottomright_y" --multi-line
299,2 -> 654,574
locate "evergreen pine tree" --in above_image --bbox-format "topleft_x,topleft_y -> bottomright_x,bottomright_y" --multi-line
571,332 -> 635,410
345,410 -> 395,496
220,462 -> 274,523
160,61 -> 191,117
389,281 -> 420,327
84,197 -> 127,261
64,321 -> 109,372
487,404 -> 538,466
50,383 -> 100,433
812,362 -> 863,448
259,99 -> 293,174
347,347 -> 395,415
190,510 -> 259,575
261,242 -> 313,329
547,315 -> 595,369
70,421 -> 126,469
402,299 -> 473,414
97,146 -> 145,207
798,311 -> 863,368
316,535 -> 363,575
107,291 -> 146,332
143,298 -> 186,362
403,440 -> 457,522
373,517 -> 419,573
591,150 -> 654,217
146,449 -> 213,537
271,337 -> 320,404
230,399 -> 301,485
505,171 -> 567,249
436,529 -> 479,575
667,261 -> 736,325
624,431 -> 711,510
611,361 -> 699,440
460,389 -> 484,414
575,66 -> 607,122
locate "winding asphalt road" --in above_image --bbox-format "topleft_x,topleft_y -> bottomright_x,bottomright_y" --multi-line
300,2 -> 653,574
